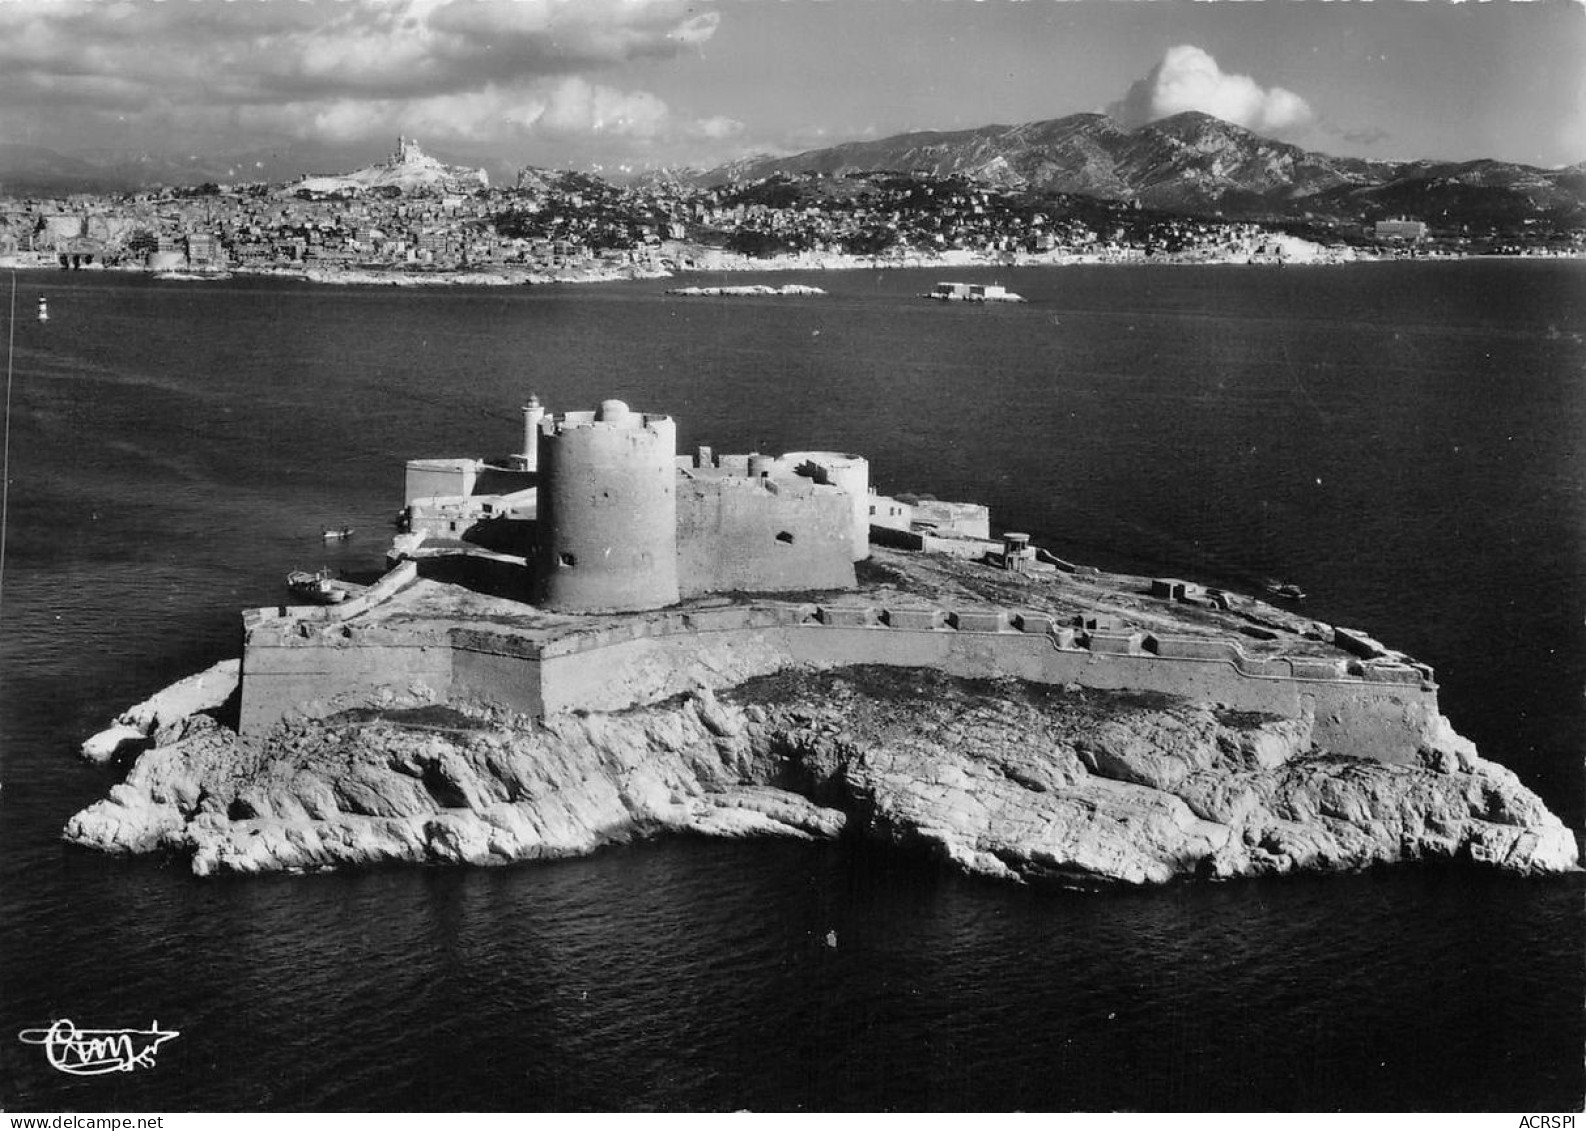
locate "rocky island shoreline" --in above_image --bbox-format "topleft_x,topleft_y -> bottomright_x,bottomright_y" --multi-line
66,550 -> 1579,886
62,396 -> 1580,886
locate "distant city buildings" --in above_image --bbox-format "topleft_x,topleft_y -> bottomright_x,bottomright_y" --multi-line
0,138 -> 1577,274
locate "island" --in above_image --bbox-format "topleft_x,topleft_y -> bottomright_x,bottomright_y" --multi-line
66,397 -> 1580,885
666,284 -> 826,297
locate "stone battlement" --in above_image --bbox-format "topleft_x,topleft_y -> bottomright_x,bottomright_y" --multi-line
239,572 -> 1444,764
518,599 -> 1435,689
546,407 -> 674,433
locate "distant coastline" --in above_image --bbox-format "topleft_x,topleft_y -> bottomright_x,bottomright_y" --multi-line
3,243 -> 1580,290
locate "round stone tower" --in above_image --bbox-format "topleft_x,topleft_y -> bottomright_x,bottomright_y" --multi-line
534,399 -> 679,613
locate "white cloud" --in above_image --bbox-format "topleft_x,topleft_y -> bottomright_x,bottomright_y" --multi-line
0,0 -> 720,99
177,77 -> 737,167
535,78 -> 671,138
0,0 -> 725,155
1108,46 -> 1315,136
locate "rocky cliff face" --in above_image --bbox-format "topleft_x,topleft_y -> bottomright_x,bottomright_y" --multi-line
64,666 -> 1578,885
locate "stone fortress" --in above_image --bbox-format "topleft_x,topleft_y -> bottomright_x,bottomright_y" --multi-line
399,395 -> 873,611
238,397 -> 1452,768
72,393 -> 1576,883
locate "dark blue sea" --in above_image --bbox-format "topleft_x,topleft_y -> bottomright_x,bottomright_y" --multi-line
0,262 -> 1580,1112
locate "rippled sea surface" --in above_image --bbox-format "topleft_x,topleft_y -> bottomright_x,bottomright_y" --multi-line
0,262 -> 1580,1111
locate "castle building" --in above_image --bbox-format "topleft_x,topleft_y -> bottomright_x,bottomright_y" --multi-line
532,400 -> 865,613
401,397 -> 876,615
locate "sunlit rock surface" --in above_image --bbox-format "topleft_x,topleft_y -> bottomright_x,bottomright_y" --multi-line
65,667 -> 1578,884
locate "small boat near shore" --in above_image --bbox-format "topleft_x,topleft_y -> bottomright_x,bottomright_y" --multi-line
925,281 -> 1026,303
1263,579 -> 1307,601
322,526 -> 356,540
287,568 -> 348,604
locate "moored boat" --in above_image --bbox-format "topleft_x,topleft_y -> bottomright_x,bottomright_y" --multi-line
286,568 -> 348,604
322,526 -> 355,540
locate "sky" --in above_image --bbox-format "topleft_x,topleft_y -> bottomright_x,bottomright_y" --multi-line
0,0 -> 1581,177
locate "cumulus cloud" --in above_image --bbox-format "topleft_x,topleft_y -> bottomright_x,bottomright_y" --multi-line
1108,45 -> 1315,136
165,79 -> 739,165
0,0 -> 727,158
0,0 -> 719,100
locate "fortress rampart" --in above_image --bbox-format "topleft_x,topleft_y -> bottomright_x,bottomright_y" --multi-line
238,588 -> 1444,763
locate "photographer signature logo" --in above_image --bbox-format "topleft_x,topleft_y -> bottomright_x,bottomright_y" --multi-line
18,1020 -> 180,1076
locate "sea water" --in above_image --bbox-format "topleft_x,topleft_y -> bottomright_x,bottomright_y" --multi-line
0,261 -> 1580,1111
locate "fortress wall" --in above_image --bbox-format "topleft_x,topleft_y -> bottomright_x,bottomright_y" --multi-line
868,523 -> 925,551
405,497 -> 486,538
525,606 -> 1442,764
238,593 -> 1441,762
780,452 -> 871,560
676,477 -> 855,598
913,500 -> 991,541
536,625 -> 801,715
238,563 -> 436,733
473,466 -> 536,496
405,458 -> 479,505
1301,685 -> 1440,764
239,638 -> 455,734
771,624 -> 1307,716
450,644 -> 544,717
868,496 -> 915,534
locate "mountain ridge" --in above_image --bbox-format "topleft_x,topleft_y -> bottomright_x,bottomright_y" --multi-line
2,111 -> 1581,229
694,111 -> 1584,223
